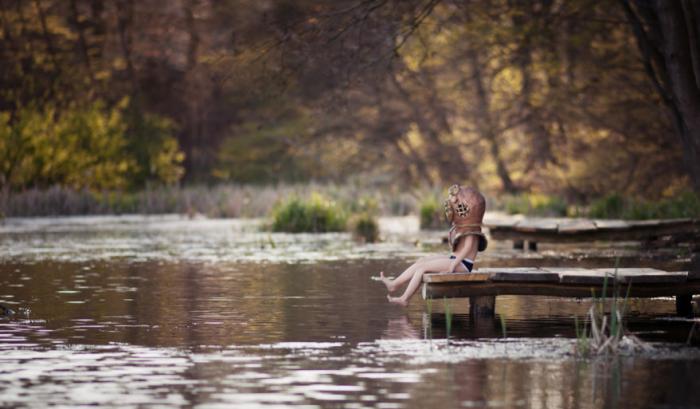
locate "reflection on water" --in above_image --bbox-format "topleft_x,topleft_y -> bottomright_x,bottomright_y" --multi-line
0,215 -> 699,408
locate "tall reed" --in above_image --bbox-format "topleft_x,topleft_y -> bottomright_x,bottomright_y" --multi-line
574,260 -> 647,355
499,315 -> 507,338
444,297 -> 453,341
1,183 -> 423,218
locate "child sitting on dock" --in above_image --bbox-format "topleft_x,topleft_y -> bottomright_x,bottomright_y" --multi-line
380,184 -> 488,306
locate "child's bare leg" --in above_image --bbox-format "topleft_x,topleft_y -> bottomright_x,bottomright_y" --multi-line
388,257 -> 466,306
379,256 -> 444,292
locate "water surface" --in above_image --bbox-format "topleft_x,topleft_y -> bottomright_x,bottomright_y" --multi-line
1,215 -> 698,408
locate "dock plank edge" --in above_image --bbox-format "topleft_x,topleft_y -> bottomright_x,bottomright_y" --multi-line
422,281 -> 700,299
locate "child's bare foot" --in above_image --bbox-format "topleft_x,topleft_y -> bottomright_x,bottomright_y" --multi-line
379,271 -> 396,292
387,294 -> 408,307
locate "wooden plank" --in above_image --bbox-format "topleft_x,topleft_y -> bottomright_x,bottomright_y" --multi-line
593,268 -> 687,284
626,218 -> 693,228
488,217 -> 699,243
425,268 -> 690,286
422,281 -> 700,299
623,271 -> 687,284
593,220 -> 630,230
555,268 -> 613,285
557,219 -> 598,233
513,219 -> 559,233
484,219 -> 519,228
423,272 -> 490,283
481,267 -> 560,283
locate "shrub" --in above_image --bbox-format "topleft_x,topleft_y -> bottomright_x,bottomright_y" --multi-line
588,192 -> 700,220
419,197 -> 444,230
588,193 -> 625,219
0,99 -> 183,192
350,212 -> 380,243
348,195 -> 379,215
502,193 -> 568,217
270,193 -> 347,232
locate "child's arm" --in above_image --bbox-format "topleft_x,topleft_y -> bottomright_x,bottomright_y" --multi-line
448,238 -> 472,273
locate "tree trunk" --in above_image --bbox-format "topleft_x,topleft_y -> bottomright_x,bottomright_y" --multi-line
467,48 -> 518,193
117,0 -> 137,92
655,0 -> 700,192
390,71 -> 461,185
69,0 -> 94,83
181,0 -> 201,181
418,70 -> 475,185
623,0 -> 700,192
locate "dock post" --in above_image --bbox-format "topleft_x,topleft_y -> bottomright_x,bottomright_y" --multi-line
676,295 -> 693,317
469,296 -> 496,317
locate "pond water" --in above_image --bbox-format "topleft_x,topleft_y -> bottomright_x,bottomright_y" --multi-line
1,215 -> 699,409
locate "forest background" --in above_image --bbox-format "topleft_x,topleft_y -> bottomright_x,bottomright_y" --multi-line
1,0 -> 700,219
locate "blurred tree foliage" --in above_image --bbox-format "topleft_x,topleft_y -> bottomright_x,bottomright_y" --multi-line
0,0 -> 695,200
0,101 -> 134,190
0,0 -> 183,191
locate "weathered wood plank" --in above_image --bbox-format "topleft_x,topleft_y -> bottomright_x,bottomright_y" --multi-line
627,219 -> 695,228
627,219 -> 663,227
513,219 -> 559,232
593,220 -> 630,230
557,219 -> 598,233
488,217 -> 699,243
484,218 -> 519,228
425,268 -> 689,285
481,267 -> 560,283
422,280 -> 700,299
558,269 -> 614,285
540,267 -> 606,285
593,268 -> 687,284
423,272 -> 490,283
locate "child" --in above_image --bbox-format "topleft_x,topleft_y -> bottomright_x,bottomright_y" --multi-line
381,184 -> 487,306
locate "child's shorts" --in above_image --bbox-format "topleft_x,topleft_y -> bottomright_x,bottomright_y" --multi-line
449,255 -> 473,272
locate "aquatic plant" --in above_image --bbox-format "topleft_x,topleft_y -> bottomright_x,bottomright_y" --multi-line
574,262 -> 649,356
350,213 -> 379,243
499,315 -> 507,338
425,298 -> 433,342
687,321 -> 699,346
271,193 -> 347,233
444,297 -> 452,340
574,315 -> 590,353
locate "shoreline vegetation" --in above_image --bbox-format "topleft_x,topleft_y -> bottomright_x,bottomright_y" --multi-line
2,184 -> 699,224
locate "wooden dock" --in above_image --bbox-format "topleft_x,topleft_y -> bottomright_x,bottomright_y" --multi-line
485,218 -> 699,250
422,267 -> 699,316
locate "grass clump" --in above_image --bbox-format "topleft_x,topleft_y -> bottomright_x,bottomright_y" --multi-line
350,212 -> 380,243
419,197 -> 444,230
588,192 -> 700,220
271,193 -> 347,233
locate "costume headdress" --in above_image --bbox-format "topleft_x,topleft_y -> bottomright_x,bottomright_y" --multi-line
444,184 -> 488,252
